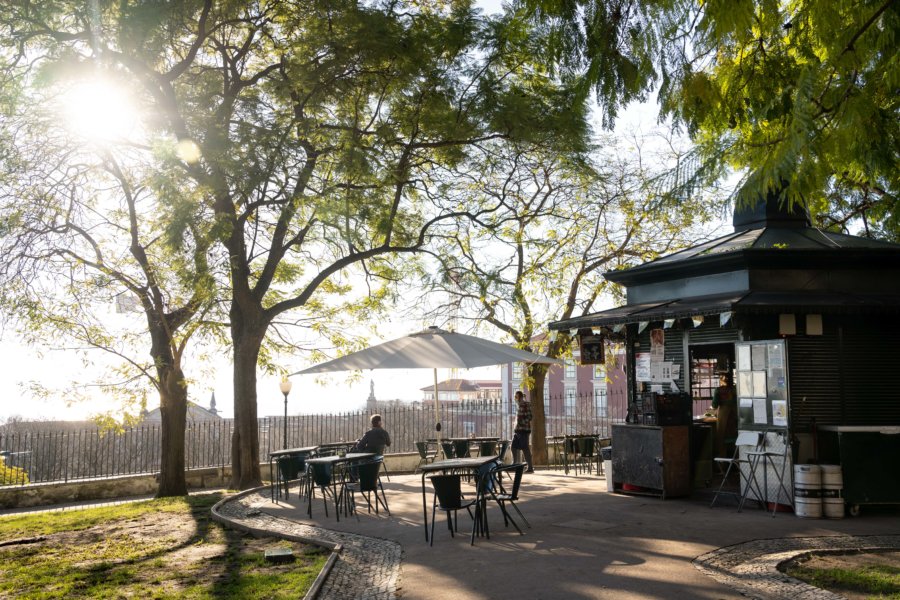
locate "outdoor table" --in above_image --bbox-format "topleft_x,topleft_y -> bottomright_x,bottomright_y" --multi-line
305,453 -> 375,520
429,437 -> 500,458
268,445 -> 318,502
419,455 -> 499,543
315,441 -> 356,456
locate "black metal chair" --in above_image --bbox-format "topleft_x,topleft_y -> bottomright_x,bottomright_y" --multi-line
428,474 -> 478,546
344,458 -> 390,518
307,461 -> 342,521
275,453 -> 310,501
496,439 -> 510,463
575,436 -> 597,475
440,441 -> 456,460
453,439 -> 471,459
415,441 -> 437,472
478,440 -> 497,457
485,462 -> 530,534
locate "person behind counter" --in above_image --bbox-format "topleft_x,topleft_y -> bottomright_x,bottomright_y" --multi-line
711,374 -> 737,460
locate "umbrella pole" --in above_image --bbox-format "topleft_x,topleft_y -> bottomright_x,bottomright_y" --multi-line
433,368 -> 442,458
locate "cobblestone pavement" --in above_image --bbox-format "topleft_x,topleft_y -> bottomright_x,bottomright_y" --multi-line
213,486 -> 900,600
213,490 -> 401,600
694,534 -> 900,600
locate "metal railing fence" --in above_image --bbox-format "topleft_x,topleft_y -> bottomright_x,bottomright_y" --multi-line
1,390 -> 645,487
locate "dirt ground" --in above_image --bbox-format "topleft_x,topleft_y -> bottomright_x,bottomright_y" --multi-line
785,551 -> 900,600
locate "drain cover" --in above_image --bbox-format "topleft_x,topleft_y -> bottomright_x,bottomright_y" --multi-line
264,547 -> 296,563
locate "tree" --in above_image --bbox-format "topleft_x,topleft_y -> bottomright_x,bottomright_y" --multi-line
425,136 -> 716,464
0,83 -> 214,496
1,0 -> 592,488
519,0 -> 900,238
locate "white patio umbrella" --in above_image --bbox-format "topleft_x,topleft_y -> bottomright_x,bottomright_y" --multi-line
290,326 -> 561,452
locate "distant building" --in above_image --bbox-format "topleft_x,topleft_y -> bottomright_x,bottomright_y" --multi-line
142,400 -> 222,423
501,335 -> 627,433
420,378 -> 502,404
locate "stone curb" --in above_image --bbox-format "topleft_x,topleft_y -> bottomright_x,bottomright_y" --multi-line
693,534 -> 900,600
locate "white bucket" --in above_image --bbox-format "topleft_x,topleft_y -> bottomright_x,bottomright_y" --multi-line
794,464 -> 822,519
820,464 -> 844,519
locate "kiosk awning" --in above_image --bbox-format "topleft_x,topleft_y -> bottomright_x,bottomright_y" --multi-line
550,290 -> 900,331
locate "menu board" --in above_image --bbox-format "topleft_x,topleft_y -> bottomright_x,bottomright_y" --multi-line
735,340 -> 789,431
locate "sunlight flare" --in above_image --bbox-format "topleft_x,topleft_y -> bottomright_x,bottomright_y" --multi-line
60,78 -> 139,143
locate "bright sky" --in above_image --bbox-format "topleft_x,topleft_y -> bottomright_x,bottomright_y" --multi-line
0,4 -> 708,425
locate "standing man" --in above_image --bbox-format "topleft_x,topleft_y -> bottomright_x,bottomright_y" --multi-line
354,414 -> 392,455
512,391 -> 534,473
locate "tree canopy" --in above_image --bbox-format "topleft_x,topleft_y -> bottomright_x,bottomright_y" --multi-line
521,0 -> 899,238
423,135 -> 717,462
1,0 -> 594,488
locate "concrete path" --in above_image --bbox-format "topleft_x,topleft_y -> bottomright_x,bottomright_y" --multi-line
211,470 -> 899,600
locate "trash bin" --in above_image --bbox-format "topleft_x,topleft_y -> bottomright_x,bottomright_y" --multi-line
600,447 -> 613,492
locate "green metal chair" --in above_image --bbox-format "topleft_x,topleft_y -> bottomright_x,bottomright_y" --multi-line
415,441 -> 437,472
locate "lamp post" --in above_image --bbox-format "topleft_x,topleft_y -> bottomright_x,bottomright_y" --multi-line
280,377 -> 293,449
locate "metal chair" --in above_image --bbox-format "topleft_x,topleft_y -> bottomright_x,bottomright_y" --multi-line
453,439 -> 471,459
440,441 -> 456,460
429,474 -> 478,546
710,430 -> 764,510
744,430 -> 793,516
275,453 -> 311,501
575,437 -> 596,475
478,440 -> 497,457
415,441 -> 437,472
307,462 -> 342,521
344,458 -> 390,518
485,462 -> 529,534
496,439 -> 510,463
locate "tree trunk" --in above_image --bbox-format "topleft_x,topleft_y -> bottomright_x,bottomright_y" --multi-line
156,367 -> 188,497
528,365 -> 549,466
230,326 -> 264,490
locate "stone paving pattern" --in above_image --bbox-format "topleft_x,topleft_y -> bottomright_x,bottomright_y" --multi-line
214,487 -> 900,600
694,534 -> 900,600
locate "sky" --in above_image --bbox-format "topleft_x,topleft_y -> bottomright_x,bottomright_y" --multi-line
0,5 -> 715,425
0,100 -> 683,424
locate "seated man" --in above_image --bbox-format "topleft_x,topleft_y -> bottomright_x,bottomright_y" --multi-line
353,414 -> 391,455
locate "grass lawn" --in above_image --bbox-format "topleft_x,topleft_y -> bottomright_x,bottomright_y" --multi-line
0,493 -> 329,599
785,551 -> 900,600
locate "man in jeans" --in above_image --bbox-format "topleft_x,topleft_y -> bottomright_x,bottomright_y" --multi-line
512,391 -> 534,473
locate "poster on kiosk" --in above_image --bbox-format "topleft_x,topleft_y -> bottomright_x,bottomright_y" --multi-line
735,340 -> 789,431
734,339 -> 792,506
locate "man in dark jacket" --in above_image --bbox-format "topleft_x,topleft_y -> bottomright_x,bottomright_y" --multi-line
354,414 -> 391,455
